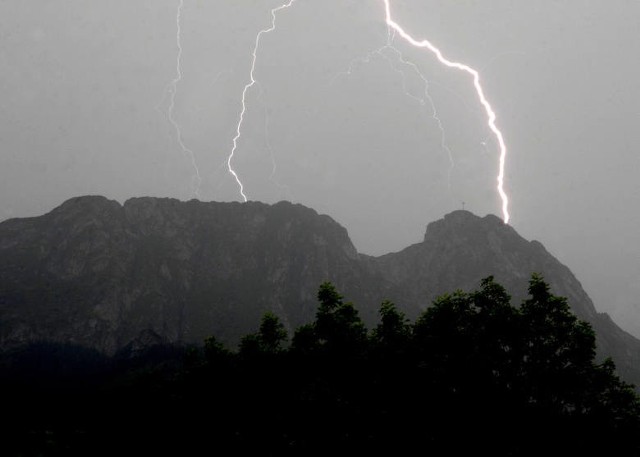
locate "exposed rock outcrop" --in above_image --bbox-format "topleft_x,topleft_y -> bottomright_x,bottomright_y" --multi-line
1,197 -> 638,384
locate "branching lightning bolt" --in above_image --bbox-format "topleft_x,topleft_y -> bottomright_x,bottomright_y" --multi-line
228,0 -> 297,202
386,45 -> 456,192
161,0 -> 203,198
332,29 -> 456,193
160,2 -> 227,199
382,0 -> 510,223
227,0 -> 510,221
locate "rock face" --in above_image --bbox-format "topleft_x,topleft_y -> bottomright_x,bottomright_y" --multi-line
0,196 -> 386,354
1,197 -> 639,384
371,210 -> 640,383
374,210 -> 598,321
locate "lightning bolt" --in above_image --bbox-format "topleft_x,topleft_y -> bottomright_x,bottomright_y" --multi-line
227,0 -> 510,221
382,0 -> 510,223
163,0 -> 202,199
228,0 -> 297,202
332,29 -> 456,193
385,45 -> 456,192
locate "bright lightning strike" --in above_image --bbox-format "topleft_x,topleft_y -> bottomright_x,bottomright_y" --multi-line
164,0 -> 202,198
382,0 -> 510,223
228,0 -> 510,220
228,0 -> 297,203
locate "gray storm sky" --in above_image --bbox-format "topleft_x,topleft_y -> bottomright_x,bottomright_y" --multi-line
1,1 -> 639,335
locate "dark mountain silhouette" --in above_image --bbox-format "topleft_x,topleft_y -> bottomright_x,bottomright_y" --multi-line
1,196 -> 639,384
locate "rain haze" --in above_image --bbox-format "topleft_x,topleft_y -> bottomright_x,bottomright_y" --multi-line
1,1 -> 639,335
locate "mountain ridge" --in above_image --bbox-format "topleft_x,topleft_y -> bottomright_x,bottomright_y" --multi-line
1,195 -> 639,384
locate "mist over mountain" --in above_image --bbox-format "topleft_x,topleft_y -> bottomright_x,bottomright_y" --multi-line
1,196 -> 639,385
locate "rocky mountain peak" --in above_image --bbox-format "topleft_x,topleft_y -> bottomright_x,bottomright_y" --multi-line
1,198 -> 639,386
424,210 -> 516,245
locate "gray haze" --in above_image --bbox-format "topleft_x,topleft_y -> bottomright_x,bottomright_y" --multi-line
1,1 -> 639,335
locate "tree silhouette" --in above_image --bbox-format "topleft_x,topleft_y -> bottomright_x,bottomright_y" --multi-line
6,275 -> 640,456
239,311 -> 288,357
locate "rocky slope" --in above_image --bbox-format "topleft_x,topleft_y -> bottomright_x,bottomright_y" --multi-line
0,196 -> 388,354
371,210 -> 640,382
1,196 -> 639,384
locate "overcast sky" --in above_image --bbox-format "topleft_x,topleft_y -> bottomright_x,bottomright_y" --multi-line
1,0 -> 639,335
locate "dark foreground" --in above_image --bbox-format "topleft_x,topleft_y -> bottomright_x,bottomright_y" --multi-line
3,277 -> 639,456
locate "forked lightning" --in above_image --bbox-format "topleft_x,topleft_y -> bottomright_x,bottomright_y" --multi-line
225,0 -> 511,222
382,0 -> 510,223
164,0 -> 202,198
228,0 -> 297,202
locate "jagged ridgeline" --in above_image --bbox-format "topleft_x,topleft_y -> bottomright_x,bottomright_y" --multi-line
0,195 -> 639,385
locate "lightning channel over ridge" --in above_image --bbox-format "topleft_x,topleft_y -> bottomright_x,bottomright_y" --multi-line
228,0 -> 297,202
165,0 -> 202,198
227,0 -> 510,221
333,25 -> 457,195
382,0 -> 510,223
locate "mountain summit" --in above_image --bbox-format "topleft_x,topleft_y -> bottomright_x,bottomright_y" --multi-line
1,196 -> 638,384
